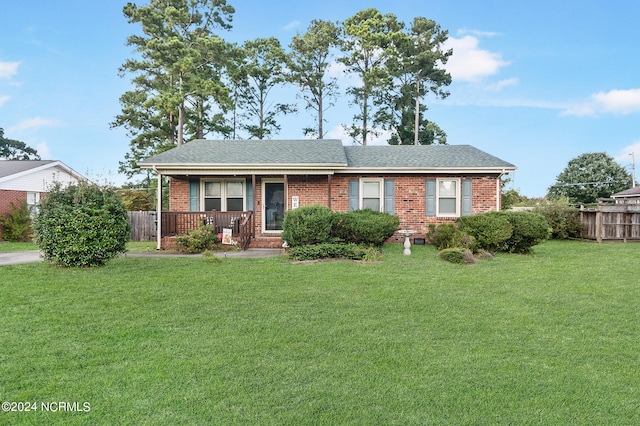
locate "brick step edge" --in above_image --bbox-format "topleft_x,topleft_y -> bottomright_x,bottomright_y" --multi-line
249,237 -> 283,249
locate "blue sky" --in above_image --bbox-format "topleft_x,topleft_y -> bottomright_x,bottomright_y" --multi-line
2,1 -> 639,197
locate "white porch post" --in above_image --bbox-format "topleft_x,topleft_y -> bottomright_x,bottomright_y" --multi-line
156,170 -> 162,250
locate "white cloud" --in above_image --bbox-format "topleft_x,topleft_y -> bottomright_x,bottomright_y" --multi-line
8,116 -> 62,133
486,78 -> 519,91
593,89 -> 640,114
457,28 -> 499,38
563,88 -> 640,116
442,34 -> 509,82
0,61 -> 19,79
614,142 -> 640,163
35,141 -> 51,159
326,124 -> 391,145
0,95 -> 9,107
283,20 -> 300,31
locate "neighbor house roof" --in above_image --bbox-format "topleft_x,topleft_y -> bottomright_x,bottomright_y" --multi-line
0,160 -> 56,179
611,186 -> 640,198
138,139 -> 516,175
0,160 -> 87,191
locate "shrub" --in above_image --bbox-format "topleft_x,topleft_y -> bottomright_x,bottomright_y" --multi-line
32,183 -> 130,267
331,209 -> 399,247
439,248 -> 475,265
288,243 -> 375,261
533,200 -> 583,239
457,213 -> 513,252
282,205 -> 333,247
426,223 -> 475,250
0,201 -> 33,242
176,225 -> 218,253
493,211 -> 551,254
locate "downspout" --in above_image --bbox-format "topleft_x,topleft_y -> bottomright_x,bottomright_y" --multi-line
154,166 -> 162,250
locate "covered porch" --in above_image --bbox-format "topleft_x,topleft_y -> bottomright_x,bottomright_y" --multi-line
160,210 -> 255,250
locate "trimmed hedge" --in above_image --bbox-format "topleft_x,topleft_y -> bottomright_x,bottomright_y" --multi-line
282,207 -> 398,261
492,211 -> 551,254
288,243 -> 371,261
281,205 -> 333,247
457,213 -> 513,252
331,209 -> 399,247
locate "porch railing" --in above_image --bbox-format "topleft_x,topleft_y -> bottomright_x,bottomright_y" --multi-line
161,211 -> 255,250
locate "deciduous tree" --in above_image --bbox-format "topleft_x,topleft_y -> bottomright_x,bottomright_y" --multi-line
547,152 -> 631,203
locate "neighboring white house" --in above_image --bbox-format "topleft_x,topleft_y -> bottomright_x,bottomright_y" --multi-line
611,186 -> 640,204
0,160 -> 86,224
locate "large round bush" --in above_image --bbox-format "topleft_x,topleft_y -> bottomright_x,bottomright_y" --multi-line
33,183 -> 130,267
331,209 -> 399,247
457,212 -> 512,252
493,211 -> 551,254
281,205 -> 333,247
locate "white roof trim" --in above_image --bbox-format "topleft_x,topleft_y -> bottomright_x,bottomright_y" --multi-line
0,161 -> 87,185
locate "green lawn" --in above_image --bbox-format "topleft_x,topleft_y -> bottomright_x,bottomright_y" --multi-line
0,241 -> 153,253
0,241 -> 38,252
1,241 -> 639,425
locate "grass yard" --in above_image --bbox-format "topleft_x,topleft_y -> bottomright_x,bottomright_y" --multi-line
1,240 -> 639,425
0,241 -> 38,252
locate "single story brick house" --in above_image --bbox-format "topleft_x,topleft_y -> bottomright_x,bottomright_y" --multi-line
139,139 -> 516,250
0,160 -> 86,240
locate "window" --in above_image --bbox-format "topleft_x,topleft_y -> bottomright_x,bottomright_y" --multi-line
437,179 -> 458,216
203,180 -> 245,211
361,179 -> 382,211
26,192 -> 40,217
349,178 -> 394,214
427,178 -> 471,218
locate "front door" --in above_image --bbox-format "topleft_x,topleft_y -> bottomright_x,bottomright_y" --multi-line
263,181 -> 285,232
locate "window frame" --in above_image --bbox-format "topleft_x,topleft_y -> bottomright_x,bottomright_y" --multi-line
359,178 -> 384,212
436,178 -> 461,217
201,179 -> 246,212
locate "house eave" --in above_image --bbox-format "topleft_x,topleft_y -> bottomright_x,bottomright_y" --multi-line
139,163 -> 516,176
0,160 -> 88,186
339,166 -> 517,174
139,163 -> 347,176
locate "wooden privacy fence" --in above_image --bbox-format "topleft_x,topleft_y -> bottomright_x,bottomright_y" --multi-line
580,199 -> 640,242
127,211 -> 156,242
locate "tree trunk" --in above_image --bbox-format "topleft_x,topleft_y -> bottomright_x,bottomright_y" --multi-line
318,89 -> 324,139
414,79 -> 420,145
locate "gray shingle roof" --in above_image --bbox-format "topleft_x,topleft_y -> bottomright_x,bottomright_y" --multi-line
139,139 -> 348,166
0,160 -> 55,179
344,145 -> 515,169
139,140 -> 515,171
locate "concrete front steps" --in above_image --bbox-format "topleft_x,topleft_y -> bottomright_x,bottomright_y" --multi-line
249,236 -> 283,249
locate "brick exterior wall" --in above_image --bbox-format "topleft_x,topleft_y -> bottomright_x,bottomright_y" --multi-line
0,190 -> 27,216
163,174 -> 502,246
169,177 -> 191,211
0,190 -> 28,241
